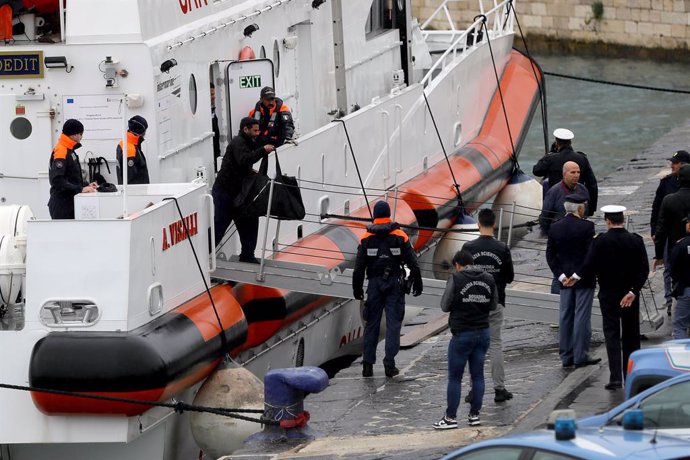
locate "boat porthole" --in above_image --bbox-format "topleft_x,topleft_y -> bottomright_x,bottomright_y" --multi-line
10,117 -> 32,140
296,338 -> 305,367
260,45 -> 266,59
189,73 -> 198,115
272,40 -> 280,77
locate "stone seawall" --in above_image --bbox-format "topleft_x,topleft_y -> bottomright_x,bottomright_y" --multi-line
413,1 -> 690,60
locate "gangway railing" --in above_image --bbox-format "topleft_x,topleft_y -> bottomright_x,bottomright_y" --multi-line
420,0 -> 515,87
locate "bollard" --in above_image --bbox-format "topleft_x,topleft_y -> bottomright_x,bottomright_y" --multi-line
246,366 -> 329,443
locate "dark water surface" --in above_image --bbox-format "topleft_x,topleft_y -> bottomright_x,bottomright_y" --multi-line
519,54 -> 690,179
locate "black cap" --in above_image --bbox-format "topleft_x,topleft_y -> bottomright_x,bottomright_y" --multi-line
564,190 -> 588,204
373,201 -> 391,219
667,150 -> 690,163
62,119 -> 84,136
260,86 -> 276,98
128,115 -> 148,135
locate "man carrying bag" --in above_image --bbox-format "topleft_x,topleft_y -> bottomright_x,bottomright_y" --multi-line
213,117 -> 274,262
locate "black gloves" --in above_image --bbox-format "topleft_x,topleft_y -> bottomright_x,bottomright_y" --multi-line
353,288 -> 364,300
412,278 -> 423,297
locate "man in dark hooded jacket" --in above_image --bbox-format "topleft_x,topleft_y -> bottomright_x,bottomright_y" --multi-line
353,201 -> 422,378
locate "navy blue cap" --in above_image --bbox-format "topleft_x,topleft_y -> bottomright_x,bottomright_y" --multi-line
62,119 -> 84,136
668,150 -> 690,163
373,201 -> 391,219
564,190 -> 588,204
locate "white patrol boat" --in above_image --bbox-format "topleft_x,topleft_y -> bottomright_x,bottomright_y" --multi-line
0,0 -> 543,458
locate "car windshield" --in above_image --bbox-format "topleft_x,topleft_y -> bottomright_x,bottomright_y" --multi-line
612,380 -> 690,429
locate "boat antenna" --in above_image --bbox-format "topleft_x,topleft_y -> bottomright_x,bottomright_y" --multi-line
477,14 -> 519,174
421,91 -> 464,212
332,119 -> 373,219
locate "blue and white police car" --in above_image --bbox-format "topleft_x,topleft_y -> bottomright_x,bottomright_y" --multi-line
626,339 -> 690,398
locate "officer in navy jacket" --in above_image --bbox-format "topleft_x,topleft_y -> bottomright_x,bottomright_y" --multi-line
353,201 -> 422,378
48,119 -> 97,219
669,213 -> 690,340
546,191 -> 600,369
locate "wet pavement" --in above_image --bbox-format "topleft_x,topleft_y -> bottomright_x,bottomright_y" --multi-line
225,119 -> 689,459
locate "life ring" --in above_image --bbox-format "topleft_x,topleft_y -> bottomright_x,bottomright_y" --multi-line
239,46 -> 256,61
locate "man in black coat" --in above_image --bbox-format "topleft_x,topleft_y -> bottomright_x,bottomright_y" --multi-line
581,205 -> 649,390
653,164 -> 690,274
533,128 -> 598,215
669,213 -> 690,340
463,209 -> 514,403
212,117 -> 275,261
651,150 -> 689,315
546,191 -> 600,369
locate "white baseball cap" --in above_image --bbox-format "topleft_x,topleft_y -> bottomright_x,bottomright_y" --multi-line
553,128 -> 574,141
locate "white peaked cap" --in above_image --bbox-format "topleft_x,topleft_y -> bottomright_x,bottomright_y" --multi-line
600,205 -> 627,214
553,128 -> 574,140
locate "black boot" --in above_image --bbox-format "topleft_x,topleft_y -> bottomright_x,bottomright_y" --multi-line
362,363 -> 373,377
384,366 -> 399,377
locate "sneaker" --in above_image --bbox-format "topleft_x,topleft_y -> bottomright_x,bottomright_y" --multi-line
464,390 -> 473,403
362,363 -> 373,377
494,388 -> 513,402
433,416 -> 458,430
384,366 -> 399,377
468,412 -> 481,426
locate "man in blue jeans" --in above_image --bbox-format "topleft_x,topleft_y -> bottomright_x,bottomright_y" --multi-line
433,250 -> 497,429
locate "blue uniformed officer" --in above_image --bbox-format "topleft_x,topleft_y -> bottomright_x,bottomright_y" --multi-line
546,191 -> 600,369
650,150 -> 689,316
116,115 -> 150,185
48,119 -> 97,219
668,213 -> 690,339
353,201 -> 423,378
581,205 -> 650,390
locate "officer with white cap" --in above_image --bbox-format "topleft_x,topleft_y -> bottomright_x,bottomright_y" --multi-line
581,205 -> 649,390
533,128 -> 599,215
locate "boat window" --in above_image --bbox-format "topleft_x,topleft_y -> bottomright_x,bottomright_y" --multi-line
272,40 -> 280,77
260,46 -> 267,59
10,117 -> 32,140
189,73 -> 198,114
366,0 -> 396,39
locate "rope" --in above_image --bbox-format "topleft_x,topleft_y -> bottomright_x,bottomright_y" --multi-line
163,197 -> 227,352
543,71 -> 690,94
332,119 -> 373,219
422,91 -> 464,210
0,382 -> 276,426
477,14 -> 519,173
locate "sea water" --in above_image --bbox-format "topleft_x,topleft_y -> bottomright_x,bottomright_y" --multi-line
520,54 -> 690,178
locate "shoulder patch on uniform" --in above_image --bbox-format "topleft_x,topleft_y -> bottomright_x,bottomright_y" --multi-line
55,160 -> 64,168
128,159 -> 135,167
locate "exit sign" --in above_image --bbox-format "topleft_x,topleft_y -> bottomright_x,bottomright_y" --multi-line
239,75 -> 261,89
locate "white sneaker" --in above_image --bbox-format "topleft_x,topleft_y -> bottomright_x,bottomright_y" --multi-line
468,412 -> 481,426
433,416 -> 458,430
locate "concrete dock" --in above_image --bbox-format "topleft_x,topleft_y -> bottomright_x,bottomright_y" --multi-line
225,118 -> 690,459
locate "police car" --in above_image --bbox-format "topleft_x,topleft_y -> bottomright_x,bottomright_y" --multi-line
625,339 -> 690,398
442,374 -> 690,459
578,372 -> 690,441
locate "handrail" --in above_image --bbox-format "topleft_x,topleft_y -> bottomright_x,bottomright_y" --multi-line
420,0 -> 515,87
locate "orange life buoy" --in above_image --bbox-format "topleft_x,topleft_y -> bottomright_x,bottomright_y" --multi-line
239,46 -> 256,61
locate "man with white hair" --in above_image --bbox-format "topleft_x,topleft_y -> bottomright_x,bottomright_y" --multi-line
539,161 -> 591,235
533,128 -> 598,215
546,191 -> 600,369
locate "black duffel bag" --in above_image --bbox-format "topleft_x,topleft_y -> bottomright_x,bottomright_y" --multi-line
239,152 -> 306,220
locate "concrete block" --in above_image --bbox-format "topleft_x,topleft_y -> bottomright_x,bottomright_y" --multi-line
551,2 -> 575,17
532,2 -> 547,16
604,19 -> 626,32
649,9 -> 660,22
523,14 -> 543,29
671,23 -> 687,37
651,0 -> 664,9
661,11 -> 689,24
631,8 -> 642,20
625,20 -> 639,33
638,21 -> 656,34
638,0 -> 652,8
569,16 -> 584,30
654,22 -> 673,35
673,0 -> 687,11
574,5 -> 590,18
542,16 -> 554,28
616,7 -> 631,20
